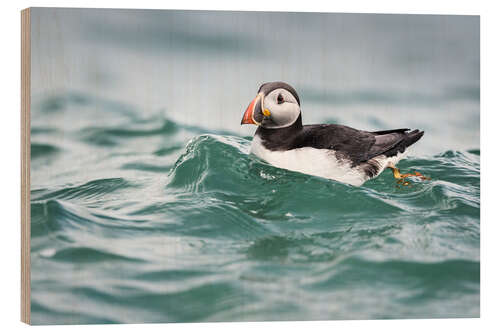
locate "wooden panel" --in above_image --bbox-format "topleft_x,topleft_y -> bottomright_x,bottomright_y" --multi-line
21,7 -> 31,325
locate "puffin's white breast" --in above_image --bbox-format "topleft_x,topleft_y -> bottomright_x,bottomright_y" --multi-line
250,136 -> 368,186
250,135 -> 407,186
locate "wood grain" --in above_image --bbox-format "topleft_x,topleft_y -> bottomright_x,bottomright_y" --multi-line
21,7 -> 31,325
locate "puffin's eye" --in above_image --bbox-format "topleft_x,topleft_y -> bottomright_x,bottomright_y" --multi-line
277,93 -> 284,104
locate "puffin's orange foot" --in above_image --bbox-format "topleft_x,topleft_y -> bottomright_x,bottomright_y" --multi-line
413,171 -> 431,180
387,164 -> 430,185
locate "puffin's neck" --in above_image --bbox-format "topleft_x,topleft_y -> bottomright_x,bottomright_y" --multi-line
255,114 -> 303,151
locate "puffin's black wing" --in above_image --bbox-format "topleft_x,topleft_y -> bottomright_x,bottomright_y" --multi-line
296,125 -> 424,165
369,128 -> 424,160
368,128 -> 424,157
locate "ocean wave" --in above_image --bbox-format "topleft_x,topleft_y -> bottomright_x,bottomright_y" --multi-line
166,134 -> 479,220
81,119 -> 178,147
31,142 -> 60,159
30,111 -> 480,323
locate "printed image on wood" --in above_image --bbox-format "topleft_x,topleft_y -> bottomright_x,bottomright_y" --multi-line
21,7 -> 480,325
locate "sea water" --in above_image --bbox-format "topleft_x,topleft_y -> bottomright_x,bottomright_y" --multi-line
29,9 -> 479,324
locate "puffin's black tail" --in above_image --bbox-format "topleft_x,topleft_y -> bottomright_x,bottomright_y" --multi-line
384,129 -> 424,157
404,129 -> 424,147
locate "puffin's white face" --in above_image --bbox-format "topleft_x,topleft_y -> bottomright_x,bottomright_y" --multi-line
261,88 -> 301,129
241,82 -> 302,129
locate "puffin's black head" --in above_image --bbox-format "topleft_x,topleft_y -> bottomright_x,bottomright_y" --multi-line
241,81 -> 301,129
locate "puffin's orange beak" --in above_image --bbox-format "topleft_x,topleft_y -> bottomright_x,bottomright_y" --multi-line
241,95 -> 259,125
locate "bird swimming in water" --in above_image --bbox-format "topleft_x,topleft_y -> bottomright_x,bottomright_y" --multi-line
241,81 -> 426,186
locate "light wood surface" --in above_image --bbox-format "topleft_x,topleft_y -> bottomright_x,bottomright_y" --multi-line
21,7 -> 31,325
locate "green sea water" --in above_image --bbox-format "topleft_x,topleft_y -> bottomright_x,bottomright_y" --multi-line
29,9 -> 479,324
30,93 -> 479,324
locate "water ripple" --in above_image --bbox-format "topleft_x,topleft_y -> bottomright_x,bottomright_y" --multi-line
30,103 -> 480,323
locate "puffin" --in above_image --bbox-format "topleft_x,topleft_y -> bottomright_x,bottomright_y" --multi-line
241,81 -> 425,186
